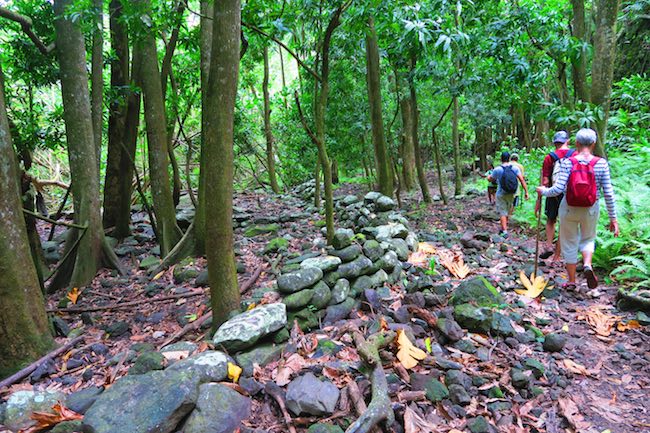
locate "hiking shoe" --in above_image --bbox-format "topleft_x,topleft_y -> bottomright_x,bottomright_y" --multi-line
540,250 -> 554,260
584,266 -> 599,289
561,282 -> 577,292
499,230 -> 509,239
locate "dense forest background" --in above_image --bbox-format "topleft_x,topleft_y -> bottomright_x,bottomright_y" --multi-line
1,0 -> 649,376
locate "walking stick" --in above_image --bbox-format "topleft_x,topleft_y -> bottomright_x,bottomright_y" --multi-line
534,197 -> 543,277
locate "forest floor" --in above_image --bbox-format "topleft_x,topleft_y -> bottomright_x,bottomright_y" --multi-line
1,173 -> 649,433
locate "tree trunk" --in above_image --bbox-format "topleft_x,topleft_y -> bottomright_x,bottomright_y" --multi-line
205,0 -> 241,328
400,98 -> 416,191
136,0 -> 182,257
314,159 -> 321,208
263,45 -> 280,193
0,64 -> 53,377
519,107 -> 532,151
103,0 -> 136,238
409,54 -> 431,202
570,0 -> 589,103
91,0 -> 103,171
331,158 -> 339,184
591,0 -> 621,156
452,95 -> 462,196
365,16 -> 393,197
50,0 -> 123,291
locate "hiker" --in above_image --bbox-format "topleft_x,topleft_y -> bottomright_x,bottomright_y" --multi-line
510,153 -> 525,209
536,130 -> 574,261
536,128 -> 619,291
478,160 -> 497,204
488,151 -> 529,237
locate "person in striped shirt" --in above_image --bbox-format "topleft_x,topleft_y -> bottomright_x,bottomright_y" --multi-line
536,128 -> 619,291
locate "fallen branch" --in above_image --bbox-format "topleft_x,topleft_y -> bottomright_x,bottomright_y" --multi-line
0,335 -> 85,390
346,330 -> 396,433
240,264 -> 264,294
48,290 -> 207,314
265,381 -> 298,433
22,208 -> 87,230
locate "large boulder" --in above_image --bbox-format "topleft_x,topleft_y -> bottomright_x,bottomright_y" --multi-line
182,383 -> 251,433
277,268 -> 324,294
450,277 -> 504,307
166,351 -> 229,383
82,370 -> 199,433
300,256 -> 342,272
3,390 -> 65,432
286,373 -> 340,416
212,304 -> 287,351
453,304 -> 492,334
375,195 -> 396,211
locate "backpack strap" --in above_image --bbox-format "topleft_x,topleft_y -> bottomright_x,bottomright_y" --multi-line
588,156 -> 600,167
549,152 -> 559,162
566,149 -> 575,158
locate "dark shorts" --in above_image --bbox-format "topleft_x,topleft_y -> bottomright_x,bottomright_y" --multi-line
545,195 -> 564,222
488,185 -> 497,194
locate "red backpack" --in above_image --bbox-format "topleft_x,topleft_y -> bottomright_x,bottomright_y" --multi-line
566,157 -> 600,207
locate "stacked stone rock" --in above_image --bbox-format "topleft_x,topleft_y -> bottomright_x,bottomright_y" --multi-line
275,191 -> 419,331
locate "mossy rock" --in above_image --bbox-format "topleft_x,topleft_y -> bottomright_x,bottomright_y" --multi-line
264,237 -> 289,254
450,277 -> 504,307
244,224 -> 280,237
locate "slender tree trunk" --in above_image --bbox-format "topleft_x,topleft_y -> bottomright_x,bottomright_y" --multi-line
400,98 -> 416,191
432,128 -> 447,204
136,0 -> 182,257
103,0 -> 135,238
519,107 -> 532,151
51,0 -> 123,290
0,64 -> 53,377
278,44 -> 288,109
91,0 -> 103,171
314,160 -> 321,208
409,54 -> 431,202
557,61 -> 571,107
205,0 -> 241,328
452,95 -> 462,196
591,0 -> 621,156
365,16 -> 393,197
263,45 -> 280,193
571,0 -> 589,102
331,158 -> 339,184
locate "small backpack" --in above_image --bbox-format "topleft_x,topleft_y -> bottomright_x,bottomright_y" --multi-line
550,149 -> 575,185
500,165 -> 519,194
566,157 -> 600,207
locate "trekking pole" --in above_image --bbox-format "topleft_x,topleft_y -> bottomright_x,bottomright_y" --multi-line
533,196 -> 543,277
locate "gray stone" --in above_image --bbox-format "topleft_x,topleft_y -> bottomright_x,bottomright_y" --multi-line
308,424 -> 345,433
330,279 -> 350,304
451,277 -> 504,307
264,237 -> 289,254
301,256 -> 342,272
129,352 -> 165,375
446,370 -> 472,389
375,223 -> 408,242
510,369 -> 531,389
337,255 -> 373,279
453,304 -> 493,333
424,380 -> 449,402
364,191 -> 382,203
378,250 -> 400,271
351,275 -> 373,296
288,307 -> 320,331
386,239 -> 409,261
244,223 -> 279,237
543,333 -> 567,352
173,258 -> 200,283
52,316 -> 71,337
3,390 -> 65,432
83,370 -> 198,433
468,416 -> 495,433
105,321 -> 130,338
277,268 -> 324,294
405,232 -> 418,252
235,343 -> 286,377
66,386 -> 103,414
166,351 -> 229,383
448,384 -> 471,405
182,383 -> 251,433
51,420 -> 83,433
362,240 -> 384,261
375,195 -> 395,211
283,288 -> 315,310
311,281 -> 332,309
330,244 -> 362,262
286,373 -> 340,416
490,312 -> 515,337
324,297 -> 356,324
342,195 -> 360,206
332,228 -> 354,250
436,317 -> 465,342
213,303 -> 287,351
195,270 -> 209,286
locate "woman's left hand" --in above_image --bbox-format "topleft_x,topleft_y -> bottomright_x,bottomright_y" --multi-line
609,219 -> 620,237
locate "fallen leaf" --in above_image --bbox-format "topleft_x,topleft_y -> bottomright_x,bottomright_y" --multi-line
227,362 -> 242,383
617,320 -> 641,332
403,405 -> 438,433
562,359 -> 593,377
274,353 -> 306,386
440,254 -> 472,279
558,397 -> 591,431
152,270 -> 165,280
396,329 -> 426,369
19,403 -> 83,433
66,287 -> 81,304
515,271 -> 552,298
246,303 -> 256,311
578,305 -> 619,337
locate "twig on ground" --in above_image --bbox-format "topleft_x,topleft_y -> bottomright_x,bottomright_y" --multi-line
48,290 -> 207,314
265,381 -> 298,433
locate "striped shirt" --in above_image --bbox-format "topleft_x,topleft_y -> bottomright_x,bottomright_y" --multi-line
541,155 -> 617,219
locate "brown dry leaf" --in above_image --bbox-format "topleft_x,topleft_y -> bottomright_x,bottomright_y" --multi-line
562,359 -> 593,377
439,254 -> 472,279
617,319 -> 641,332
558,397 -> 591,431
19,402 -> 83,433
274,353 -> 306,386
289,320 -> 317,356
403,405 -> 438,433
396,329 -> 427,369
407,243 -> 437,268
380,316 -> 389,331
577,305 -> 620,337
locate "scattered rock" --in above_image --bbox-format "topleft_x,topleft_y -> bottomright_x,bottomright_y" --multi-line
235,343 -> 286,377
129,352 -> 165,375
286,373 -> 340,416
436,317 -> 465,342
166,351 -> 229,383
182,383 -> 251,433
3,390 -> 65,432
451,277 -> 503,307
543,333 -> 567,352
453,304 -> 492,333
448,384 -> 471,406
213,303 -> 287,351
424,379 -> 449,402
66,386 -> 103,414
244,223 -> 280,237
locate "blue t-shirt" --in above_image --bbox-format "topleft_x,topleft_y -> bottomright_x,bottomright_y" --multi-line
491,164 -> 520,196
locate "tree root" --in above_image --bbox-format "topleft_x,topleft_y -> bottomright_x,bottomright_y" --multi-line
150,222 -> 197,275
345,330 -> 396,433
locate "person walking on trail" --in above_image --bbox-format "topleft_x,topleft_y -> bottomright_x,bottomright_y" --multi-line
510,153 -> 525,210
536,128 -> 619,291
488,151 -> 529,238
536,130 -> 574,261
478,160 -> 498,204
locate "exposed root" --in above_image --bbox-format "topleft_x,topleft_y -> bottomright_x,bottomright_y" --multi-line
150,222 -> 197,275
345,330 -> 396,433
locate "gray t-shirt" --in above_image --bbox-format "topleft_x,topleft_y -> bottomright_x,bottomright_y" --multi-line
491,163 -> 520,196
